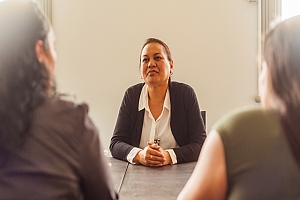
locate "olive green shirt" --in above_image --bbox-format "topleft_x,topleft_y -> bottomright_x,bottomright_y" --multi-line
213,106 -> 300,200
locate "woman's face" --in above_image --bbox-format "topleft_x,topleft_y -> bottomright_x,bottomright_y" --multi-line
140,42 -> 173,87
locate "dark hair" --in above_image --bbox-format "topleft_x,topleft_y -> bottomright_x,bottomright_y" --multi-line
0,0 -> 51,148
139,38 -> 173,67
263,15 -> 300,166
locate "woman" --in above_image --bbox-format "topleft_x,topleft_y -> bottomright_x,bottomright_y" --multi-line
178,15 -> 300,200
0,1 -> 117,199
110,38 -> 206,167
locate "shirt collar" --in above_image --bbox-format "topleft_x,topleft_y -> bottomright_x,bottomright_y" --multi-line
138,84 -> 170,111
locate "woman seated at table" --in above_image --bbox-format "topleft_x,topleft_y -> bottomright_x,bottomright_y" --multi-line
177,15 -> 300,200
109,38 -> 206,167
0,1 -> 117,199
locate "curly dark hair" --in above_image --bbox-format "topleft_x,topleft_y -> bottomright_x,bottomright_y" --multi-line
263,15 -> 300,166
0,0 -> 51,148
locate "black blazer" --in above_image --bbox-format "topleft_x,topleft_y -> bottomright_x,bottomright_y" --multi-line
109,81 -> 206,163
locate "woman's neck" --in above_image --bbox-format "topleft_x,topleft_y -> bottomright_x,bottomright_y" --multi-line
148,83 -> 168,104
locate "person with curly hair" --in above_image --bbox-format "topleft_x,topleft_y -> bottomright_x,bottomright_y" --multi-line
0,1 -> 117,199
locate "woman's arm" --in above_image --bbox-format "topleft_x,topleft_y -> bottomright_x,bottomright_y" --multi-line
177,130 -> 227,200
109,87 -> 138,161
171,84 -> 206,163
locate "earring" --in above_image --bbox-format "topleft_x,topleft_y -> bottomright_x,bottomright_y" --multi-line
170,71 -> 173,75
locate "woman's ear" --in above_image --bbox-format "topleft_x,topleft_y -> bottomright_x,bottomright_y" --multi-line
170,60 -> 174,74
35,40 -> 44,63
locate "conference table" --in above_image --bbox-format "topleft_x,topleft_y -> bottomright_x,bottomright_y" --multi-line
106,156 -> 197,200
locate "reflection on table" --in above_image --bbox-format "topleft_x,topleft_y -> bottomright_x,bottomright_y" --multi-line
106,156 -> 128,193
106,156 -> 196,200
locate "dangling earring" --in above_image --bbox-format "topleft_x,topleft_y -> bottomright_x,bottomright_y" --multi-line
170,71 -> 173,75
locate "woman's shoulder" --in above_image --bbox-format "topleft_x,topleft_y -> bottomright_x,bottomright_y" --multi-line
212,106 -> 279,136
34,96 -> 90,128
127,82 -> 145,90
170,81 -> 196,97
125,82 -> 145,94
170,81 -> 194,90
49,95 -> 88,114
120,83 -> 146,102
31,96 -> 97,150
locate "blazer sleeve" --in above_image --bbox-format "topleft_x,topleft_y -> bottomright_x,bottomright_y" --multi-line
79,105 -> 118,200
171,83 -> 206,163
109,85 -> 143,161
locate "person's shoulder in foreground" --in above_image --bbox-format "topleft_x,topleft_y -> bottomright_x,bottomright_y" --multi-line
1,96 -> 118,199
212,105 -> 276,132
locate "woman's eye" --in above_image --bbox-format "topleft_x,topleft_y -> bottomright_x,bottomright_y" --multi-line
142,58 -> 149,63
154,56 -> 162,61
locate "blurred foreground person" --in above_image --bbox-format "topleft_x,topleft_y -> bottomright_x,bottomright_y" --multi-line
0,1 -> 117,199
178,15 -> 300,200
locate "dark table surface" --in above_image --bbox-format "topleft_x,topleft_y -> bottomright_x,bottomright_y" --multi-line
105,156 -> 129,193
106,156 -> 196,200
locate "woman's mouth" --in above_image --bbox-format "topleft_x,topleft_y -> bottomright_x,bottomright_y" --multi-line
147,70 -> 158,75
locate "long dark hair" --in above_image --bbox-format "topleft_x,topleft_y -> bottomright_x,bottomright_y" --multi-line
263,15 -> 300,166
0,0 -> 51,148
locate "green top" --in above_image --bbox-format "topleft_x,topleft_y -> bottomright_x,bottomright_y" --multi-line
213,106 -> 300,200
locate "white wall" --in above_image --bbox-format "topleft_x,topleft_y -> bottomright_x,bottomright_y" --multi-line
52,0 -> 259,150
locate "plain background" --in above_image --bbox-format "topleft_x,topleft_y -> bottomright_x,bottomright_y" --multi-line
52,0 -> 259,150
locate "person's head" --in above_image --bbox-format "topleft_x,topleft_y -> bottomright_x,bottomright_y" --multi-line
0,0 -> 56,147
261,15 -> 300,111
139,38 -> 174,87
261,15 -> 300,166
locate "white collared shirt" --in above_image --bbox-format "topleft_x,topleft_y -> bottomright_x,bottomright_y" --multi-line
127,84 -> 179,164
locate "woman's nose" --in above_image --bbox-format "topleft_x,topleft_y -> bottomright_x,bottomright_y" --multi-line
148,58 -> 155,67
